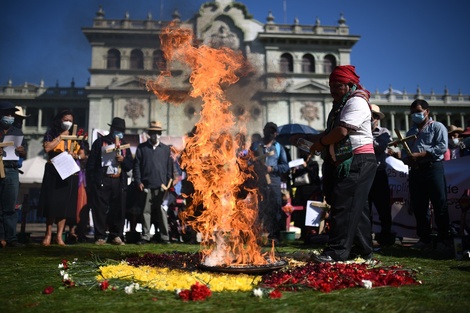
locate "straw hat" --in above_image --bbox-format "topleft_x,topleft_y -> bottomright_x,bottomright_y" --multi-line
15,106 -> 30,118
447,125 -> 463,134
370,104 -> 385,120
147,121 -> 165,132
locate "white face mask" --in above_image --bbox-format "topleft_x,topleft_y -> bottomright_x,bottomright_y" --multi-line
452,138 -> 460,145
61,121 -> 73,131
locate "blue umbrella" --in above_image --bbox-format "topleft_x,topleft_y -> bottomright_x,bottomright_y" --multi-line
276,123 -> 319,145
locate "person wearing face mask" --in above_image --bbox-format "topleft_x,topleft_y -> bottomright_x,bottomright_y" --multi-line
250,122 -> 289,244
444,125 -> 464,160
86,117 -> 133,245
402,99 -> 451,251
133,121 -> 173,244
0,101 -> 27,248
38,110 -> 84,246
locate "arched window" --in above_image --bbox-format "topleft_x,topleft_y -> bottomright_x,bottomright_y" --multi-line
323,54 -> 337,74
280,53 -> 293,73
153,50 -> 166,70
301,54 -> 315,73
107,49 -> 121,69
130,49 -> 144,69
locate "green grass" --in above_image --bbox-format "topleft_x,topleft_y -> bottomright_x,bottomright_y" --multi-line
1,241 -> 470,313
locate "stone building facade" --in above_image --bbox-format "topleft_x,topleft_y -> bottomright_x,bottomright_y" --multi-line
1,0 -> 469,159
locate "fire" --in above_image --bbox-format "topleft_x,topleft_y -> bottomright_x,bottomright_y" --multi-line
147,24 -> 273,266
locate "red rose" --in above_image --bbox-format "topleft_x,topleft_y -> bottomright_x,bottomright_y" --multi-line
190,282 -> 211,301
269,289 -> 282,299
178,289 -> 190,301
43,286 -> 54,294
100,280 -> 109,290
62,260 -> 69,270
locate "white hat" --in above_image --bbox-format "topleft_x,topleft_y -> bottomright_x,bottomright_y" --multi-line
370,104 -> 385,119
15,106 -> 30,118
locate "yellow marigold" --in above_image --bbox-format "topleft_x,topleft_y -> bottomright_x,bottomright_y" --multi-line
98,264 -> 261,292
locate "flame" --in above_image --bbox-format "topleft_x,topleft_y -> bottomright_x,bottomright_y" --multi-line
147,24 -> 273,266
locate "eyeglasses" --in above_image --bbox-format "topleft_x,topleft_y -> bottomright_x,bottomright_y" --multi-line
372,114 -> 381,120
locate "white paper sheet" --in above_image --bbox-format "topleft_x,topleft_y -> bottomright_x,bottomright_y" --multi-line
50,151 -> 80,180
2,135 -> 23,161
305,200 -> 323,227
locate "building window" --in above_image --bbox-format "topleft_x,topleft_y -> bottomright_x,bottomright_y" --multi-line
107,49 -> 121,69
24,107 -> 38,127
130,49 -> 144,69
323,54 -> 336,74
153,50 -> 166,71
280,53 -> 293,73
301,54 -> 315,73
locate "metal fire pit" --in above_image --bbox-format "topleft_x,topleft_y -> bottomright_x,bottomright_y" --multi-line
199,260 -> 287,275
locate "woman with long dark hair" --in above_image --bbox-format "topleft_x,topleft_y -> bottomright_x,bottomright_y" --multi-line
38,110 -> 84,246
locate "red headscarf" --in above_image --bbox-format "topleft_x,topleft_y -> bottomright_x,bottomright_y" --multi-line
329,65 -> 361,86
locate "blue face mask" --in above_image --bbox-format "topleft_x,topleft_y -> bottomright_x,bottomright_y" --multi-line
411,112 -> 426,124
1,116 -> 14,126
113,131 -> 124,140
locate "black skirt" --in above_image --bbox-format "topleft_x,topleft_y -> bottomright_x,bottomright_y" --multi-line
38,162 -> 78,220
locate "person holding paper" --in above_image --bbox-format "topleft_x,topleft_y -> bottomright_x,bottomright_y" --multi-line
38,110 -> 84,246
86,117 -> 133,245
0,101 -> 27,248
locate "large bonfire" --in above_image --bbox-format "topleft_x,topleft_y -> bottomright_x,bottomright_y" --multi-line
147,24 -> 271,267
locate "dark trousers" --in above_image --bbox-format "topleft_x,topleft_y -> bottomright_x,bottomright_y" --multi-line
368,169 -> 392,235
409,161 -> 450,242
90,176 -> 127,240
0,168 -> 20,243
258,177 -> 283,240
322,154 -> 377,261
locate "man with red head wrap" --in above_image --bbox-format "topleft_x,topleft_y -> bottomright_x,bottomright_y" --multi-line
304,65 -> 377,262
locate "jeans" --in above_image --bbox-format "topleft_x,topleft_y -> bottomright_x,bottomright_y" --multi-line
409,161 -> 450,242
0,168 -> 20,242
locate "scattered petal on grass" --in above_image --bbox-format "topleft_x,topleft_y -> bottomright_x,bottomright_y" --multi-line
43,286 -> 54,294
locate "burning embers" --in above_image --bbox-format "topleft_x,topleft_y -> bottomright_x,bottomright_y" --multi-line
147,24 -> 277,268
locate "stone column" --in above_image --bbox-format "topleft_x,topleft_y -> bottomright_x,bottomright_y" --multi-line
390,111 -> 396,134
404,112 -> 409,131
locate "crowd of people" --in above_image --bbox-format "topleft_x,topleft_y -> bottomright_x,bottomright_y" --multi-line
1,65 -> 469,255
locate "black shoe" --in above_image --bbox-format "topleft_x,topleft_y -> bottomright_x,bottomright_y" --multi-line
310,254 -> 335,263
7,241 -> 25,248
136,239 -> 150,245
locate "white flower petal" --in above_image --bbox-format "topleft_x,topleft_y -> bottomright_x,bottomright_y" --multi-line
361,280 -> 373,289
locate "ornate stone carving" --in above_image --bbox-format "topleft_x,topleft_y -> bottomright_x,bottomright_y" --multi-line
124,98 -> 145,126
300,101 -> 320,124
207,22 -> 240,50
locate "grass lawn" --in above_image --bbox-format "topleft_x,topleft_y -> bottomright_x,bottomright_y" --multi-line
1,239 -> 470,313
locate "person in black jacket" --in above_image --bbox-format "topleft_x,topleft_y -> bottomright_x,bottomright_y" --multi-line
86,117 -> 133,245
133,121 -> 173,244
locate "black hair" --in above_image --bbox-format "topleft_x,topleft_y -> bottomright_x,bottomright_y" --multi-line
51,109 -> 73,132
410,99 -> 429,110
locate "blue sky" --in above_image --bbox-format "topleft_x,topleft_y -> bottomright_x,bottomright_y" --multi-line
1,0 -> 469,94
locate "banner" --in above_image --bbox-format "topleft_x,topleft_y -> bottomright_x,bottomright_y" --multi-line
371,157 -> 470,239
